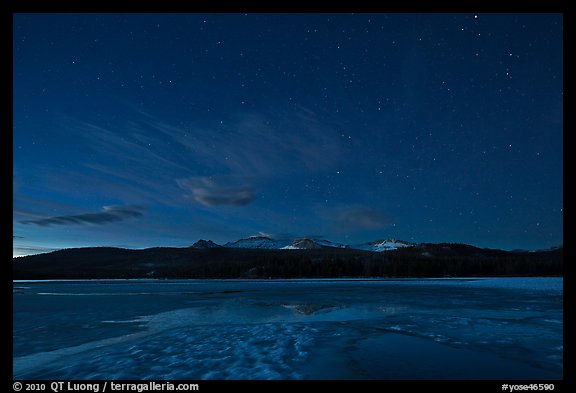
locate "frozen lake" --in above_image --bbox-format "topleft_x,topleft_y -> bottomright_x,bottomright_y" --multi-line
13,277 -> 563,380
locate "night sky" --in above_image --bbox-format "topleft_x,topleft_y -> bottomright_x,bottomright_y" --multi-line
13,13 -> 563,257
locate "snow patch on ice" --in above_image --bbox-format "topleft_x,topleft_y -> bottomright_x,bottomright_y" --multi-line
15,323 -> 318,380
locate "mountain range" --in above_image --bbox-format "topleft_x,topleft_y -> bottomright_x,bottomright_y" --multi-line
13,236 -> 562,280
194,235 -> 415,252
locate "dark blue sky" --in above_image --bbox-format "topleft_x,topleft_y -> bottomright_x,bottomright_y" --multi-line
13,13 -> 563,256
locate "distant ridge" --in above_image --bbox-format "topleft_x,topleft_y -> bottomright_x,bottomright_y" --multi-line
13,242 -> 562,280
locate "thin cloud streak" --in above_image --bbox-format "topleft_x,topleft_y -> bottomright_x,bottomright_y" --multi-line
334,206 -> 390,230
20,206 -> 144,227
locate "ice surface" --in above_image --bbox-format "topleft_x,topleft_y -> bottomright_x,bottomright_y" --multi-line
13,278 -> 563,380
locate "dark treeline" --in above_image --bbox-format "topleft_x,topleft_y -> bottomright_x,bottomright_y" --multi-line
13,244 -> 563,279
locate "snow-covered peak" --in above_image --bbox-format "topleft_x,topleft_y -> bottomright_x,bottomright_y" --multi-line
314,239 -> 347,248
224,236 -> 291,249
348,239 -> 415,252
281,239 -> 323,250
369,239 -> 414,247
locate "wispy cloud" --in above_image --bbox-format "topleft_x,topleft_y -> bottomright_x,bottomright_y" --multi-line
177,177 -> 256,207
54,107 -> 343,210
15,107 -> 345,229
335,206 -> 390,229
255,231 -> 296,240
20,206 -> 144,227
143,108 -> 343,177
321,205 -> 390,231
